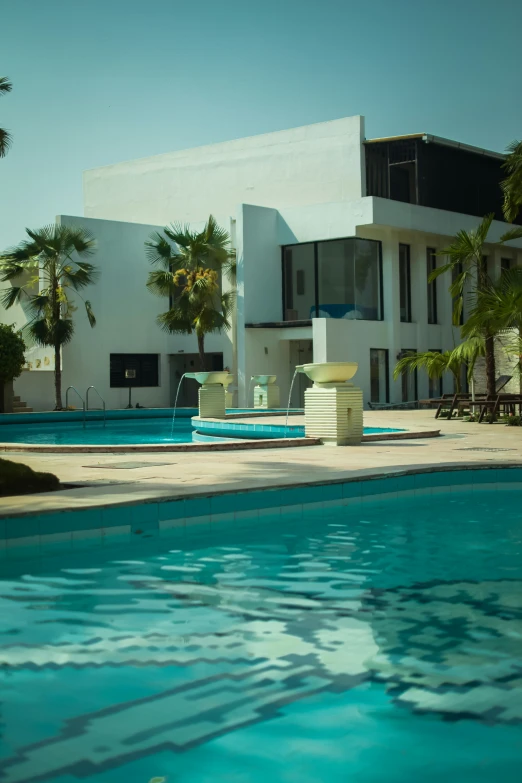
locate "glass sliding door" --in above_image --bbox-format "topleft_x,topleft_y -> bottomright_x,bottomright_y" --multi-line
399,244 -> 411,322
400,349 -> 417,402
370,349 -> 389,403
427,247 -> 438,324
283,243 -> 316,320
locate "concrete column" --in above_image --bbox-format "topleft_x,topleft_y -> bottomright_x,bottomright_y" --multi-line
381,232 -> 402,402
411,241 -> 429,399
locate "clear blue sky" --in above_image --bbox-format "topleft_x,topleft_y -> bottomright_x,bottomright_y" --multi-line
1,0 -> 521,249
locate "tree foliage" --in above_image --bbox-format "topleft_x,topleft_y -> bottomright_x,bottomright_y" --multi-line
0,76 -> 12,158
502,139 -> 522,224
146,215 -> 236,369
0,224 -> 98,408
0,323 -> 25,381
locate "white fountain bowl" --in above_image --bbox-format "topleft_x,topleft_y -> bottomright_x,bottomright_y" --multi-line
185,371 -> 230,385
299,362 -> 358,384
252,375 -> 277,385
223,374 -> 234,389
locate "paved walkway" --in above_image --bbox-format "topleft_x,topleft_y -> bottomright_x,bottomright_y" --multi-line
1,410 -> 521,517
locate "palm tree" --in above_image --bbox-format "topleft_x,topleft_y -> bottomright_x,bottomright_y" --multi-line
146,215 -> 236,369
462,267 -> 522,381
394,349 -> 467,394
0,76 -> 12,157
502,140 -> 522,224
0,225 -> 98,409
430,214 -> 522,397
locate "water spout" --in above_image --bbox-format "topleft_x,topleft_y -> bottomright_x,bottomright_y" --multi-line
285,366 -> 304,435
171,373 -> 188,437
248,376 -> 255,408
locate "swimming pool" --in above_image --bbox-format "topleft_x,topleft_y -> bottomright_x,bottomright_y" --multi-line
0,417 -> 401,445
1,478 -> 521,782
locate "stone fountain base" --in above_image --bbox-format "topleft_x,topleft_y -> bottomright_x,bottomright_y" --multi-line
199,384 -> 226,419
254,384 -> 280,409
304,383 -> 363,446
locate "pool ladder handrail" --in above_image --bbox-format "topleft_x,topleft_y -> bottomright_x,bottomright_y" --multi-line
65,386 -> 86,428
86,386 -> 106,427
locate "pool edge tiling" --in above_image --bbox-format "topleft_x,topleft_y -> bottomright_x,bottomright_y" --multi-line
1,465 -> 522,559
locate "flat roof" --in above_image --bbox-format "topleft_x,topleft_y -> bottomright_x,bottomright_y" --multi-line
365,133 -> 505,161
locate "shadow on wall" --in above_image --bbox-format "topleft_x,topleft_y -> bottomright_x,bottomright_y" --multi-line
15,370 -> 56,412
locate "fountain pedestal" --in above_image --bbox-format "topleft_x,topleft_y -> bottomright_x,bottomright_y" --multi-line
252,375 -> 279,409
199,384 -> 226,418
254,384 -> 280,409
185,372 -> 228,419
298,362 -> 363,446
304,383 -> 363,445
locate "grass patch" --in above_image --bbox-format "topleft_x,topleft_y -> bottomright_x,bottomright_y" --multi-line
0,457 -> 60,497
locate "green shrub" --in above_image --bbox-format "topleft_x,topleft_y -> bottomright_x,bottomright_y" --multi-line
506,415 -> 521,426
0,457 -> 60,497
0,323 -> 25,381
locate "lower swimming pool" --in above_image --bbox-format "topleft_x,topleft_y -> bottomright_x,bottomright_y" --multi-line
0,416 -> 400,445
1,479 -> 521,782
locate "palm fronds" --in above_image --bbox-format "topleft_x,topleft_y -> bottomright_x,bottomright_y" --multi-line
502,140 -> 522,224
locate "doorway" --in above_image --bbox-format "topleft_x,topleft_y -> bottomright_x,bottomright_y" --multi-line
289,340 -> 313,408
169,353 -> 223,407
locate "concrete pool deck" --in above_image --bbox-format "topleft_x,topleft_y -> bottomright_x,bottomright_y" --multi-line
0,409 -> 521,518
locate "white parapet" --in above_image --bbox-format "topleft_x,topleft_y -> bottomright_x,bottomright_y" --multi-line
199,384 -> 226,419
254,384 -> 280,409
304,383 -> 363,445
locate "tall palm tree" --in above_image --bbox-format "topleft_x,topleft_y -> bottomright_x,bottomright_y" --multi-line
0,225 -> 98,409
462,267 -> 522,380
430,214 -> 522,397
146,215 -> 236,369
502,140 -> 522,224
0,76 -> 12,157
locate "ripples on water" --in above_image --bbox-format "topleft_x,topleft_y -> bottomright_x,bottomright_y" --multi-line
0,490 -> 521,783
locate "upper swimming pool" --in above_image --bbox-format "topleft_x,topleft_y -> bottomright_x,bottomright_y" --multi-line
0,416 -> 401,445
0,476 -> 521,783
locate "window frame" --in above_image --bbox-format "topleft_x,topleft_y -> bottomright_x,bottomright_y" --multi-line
426,247 -> 438,324
370,348 -> 390,404
399,243 -> 412,323
110,353 -> 160,388
281,237 -> 383,322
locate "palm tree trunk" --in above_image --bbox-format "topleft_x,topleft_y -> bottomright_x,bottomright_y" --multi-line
197,333 -> 206,371
54,343 -> 63,410
484,335 -> 496,398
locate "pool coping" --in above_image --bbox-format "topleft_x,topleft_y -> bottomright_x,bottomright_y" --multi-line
0,428 -> 440,453
1,461 -> 521,522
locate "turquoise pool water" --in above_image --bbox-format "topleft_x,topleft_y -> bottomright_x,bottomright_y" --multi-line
0,417 -> 398,445
1,486 -> 521,782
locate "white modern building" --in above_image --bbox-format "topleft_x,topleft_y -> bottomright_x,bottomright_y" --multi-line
4,116 -> 522,411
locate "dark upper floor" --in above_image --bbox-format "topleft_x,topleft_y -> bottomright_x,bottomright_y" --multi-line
364,134 -> 521,225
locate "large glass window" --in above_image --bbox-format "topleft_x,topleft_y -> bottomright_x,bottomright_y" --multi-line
427,248 -> 438,324
399,244 -> 411,322
283,237 -> 382,321
370,349 -> 389,403
283,244 -> 315,321
400,349 -> 417,402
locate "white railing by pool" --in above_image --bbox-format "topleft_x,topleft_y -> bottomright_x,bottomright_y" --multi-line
65,386 -> 86,428
86,386 -> 106,427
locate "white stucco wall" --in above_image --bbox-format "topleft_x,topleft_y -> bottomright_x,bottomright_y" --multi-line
83,117 -> 366,226
5,215 -> 233,411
